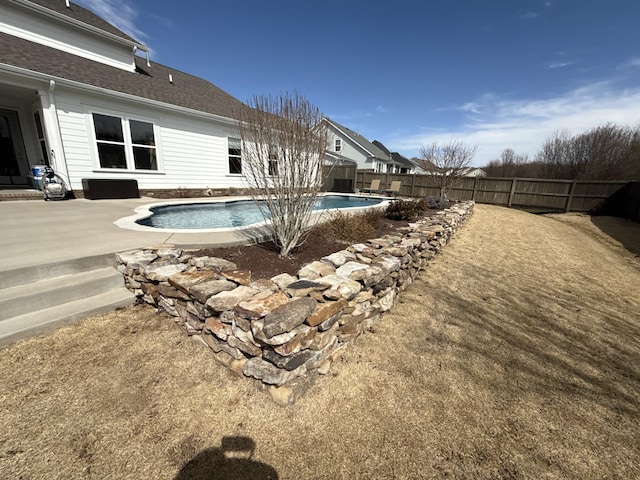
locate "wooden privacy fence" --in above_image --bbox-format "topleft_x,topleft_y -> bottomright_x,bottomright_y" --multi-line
340,171 -> 629,213
590,181 -> 640,221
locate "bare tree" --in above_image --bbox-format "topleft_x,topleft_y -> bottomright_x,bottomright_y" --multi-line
237,92 -> 329,256
535,129 -> 573,178
535,124 -> 640,180
416,140 -> 477,198
484,148 -> 530,177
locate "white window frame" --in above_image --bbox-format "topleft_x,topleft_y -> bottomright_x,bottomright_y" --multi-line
334,138 -> 342,152
90,111 -> 160,172
227,137 -> 242,175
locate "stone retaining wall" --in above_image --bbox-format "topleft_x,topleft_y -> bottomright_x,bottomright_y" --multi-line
116,201 -> 474,405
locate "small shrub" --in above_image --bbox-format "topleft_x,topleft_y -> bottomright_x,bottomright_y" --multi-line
385,199 -> 426,221
322,210 -> 380,243
426,196 -> 449,210
362,207 -> 384,226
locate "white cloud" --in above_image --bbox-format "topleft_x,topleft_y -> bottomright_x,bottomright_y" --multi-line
620,57 -> 640,69
547,61 -> 573,69
392,82 -> 640,166
75,0 -> 148,43
521,12 -> 540,19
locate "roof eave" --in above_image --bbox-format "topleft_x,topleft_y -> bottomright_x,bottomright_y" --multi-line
0,62 -> 237,125
10,0 -> 149,52
324,118 -> 378,158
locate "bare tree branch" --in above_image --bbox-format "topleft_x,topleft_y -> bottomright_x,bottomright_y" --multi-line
535,124 -> 640,180
416,140 -> 477,198
237,92 -> 329,256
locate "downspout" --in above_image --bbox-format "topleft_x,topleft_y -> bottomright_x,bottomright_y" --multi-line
46,80 -> 72,188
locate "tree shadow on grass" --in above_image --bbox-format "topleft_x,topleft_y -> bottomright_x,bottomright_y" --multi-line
423,284 -> 640,417
174,436 -> 278,480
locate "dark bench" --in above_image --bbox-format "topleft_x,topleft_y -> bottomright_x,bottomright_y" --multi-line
81,178 -> 139,199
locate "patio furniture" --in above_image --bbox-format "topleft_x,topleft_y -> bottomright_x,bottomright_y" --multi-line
81,178 -> 139,199
362,179 -> 381,193
383,181 -> 402,196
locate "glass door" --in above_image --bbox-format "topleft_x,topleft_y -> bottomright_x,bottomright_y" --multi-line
0,109 -> 29,186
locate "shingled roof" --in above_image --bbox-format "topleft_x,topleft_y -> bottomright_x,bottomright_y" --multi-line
26,0 -> 142,45
0,32 -> 246,120
372,140 -> 415,169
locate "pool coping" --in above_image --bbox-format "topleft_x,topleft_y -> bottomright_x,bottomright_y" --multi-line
114,193 -> 393,234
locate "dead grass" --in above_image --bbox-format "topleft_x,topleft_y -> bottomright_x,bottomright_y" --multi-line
1,204 -> 639,479
545,211 -> 640,267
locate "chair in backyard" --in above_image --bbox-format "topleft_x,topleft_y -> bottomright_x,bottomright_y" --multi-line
383,180 -> 402,196
362,179 -> 381,194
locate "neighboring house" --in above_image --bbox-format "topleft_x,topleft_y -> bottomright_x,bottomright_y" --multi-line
441,167 -> 487,177
390,152 -> 417,174
408,159 -> 487,178
322,118 -> 402,173
407,157 -> 440,175
372,140 -> 417,174
458,167 -> 487,177
0,0 -> 248,195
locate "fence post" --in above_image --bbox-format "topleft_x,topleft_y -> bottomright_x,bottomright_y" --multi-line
565,180 -> 577,212
472,176 -> 479,201
410,174 -> 416,197
508,178 -> 518,207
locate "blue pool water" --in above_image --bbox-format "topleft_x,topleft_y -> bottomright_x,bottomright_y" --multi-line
136,195 -> 385,229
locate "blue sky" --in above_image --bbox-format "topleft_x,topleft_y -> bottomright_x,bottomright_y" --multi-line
76,0 -> 640,166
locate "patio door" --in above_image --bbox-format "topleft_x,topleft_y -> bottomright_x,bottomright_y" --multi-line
0,109 -> 29,186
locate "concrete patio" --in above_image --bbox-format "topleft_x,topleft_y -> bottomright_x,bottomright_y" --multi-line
0,195 -> 264,272
0,194 -> 271,345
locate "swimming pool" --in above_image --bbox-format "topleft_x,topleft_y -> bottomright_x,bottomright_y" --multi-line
115,194 -> 388,232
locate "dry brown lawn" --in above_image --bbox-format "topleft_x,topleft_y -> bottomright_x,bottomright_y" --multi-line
1,204 -> 639,479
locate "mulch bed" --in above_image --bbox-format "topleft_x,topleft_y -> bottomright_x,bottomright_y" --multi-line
192,215 -> 421,280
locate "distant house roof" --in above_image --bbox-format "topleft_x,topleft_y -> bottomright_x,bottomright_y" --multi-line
391,152 -> 415,168
24,0 -> 145,47
411,158 -> 444,174
0,32 -> 246,120
324,119 -> 391,162
372,140 -> 390,155
372,140 -> 415,169
459,167 -> 487,177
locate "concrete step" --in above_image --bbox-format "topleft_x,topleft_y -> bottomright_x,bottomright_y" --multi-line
0,255 -> 137,348
0,267 -> 126,321
0,288 -> 136,347
0,254 -> 116,290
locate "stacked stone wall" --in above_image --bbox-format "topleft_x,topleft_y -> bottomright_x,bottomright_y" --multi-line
116,201 -> 474,405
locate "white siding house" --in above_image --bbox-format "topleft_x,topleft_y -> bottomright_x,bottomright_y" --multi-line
0,0 -> 139,71
0,0 -> 248,195
322,118 -> 401,173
